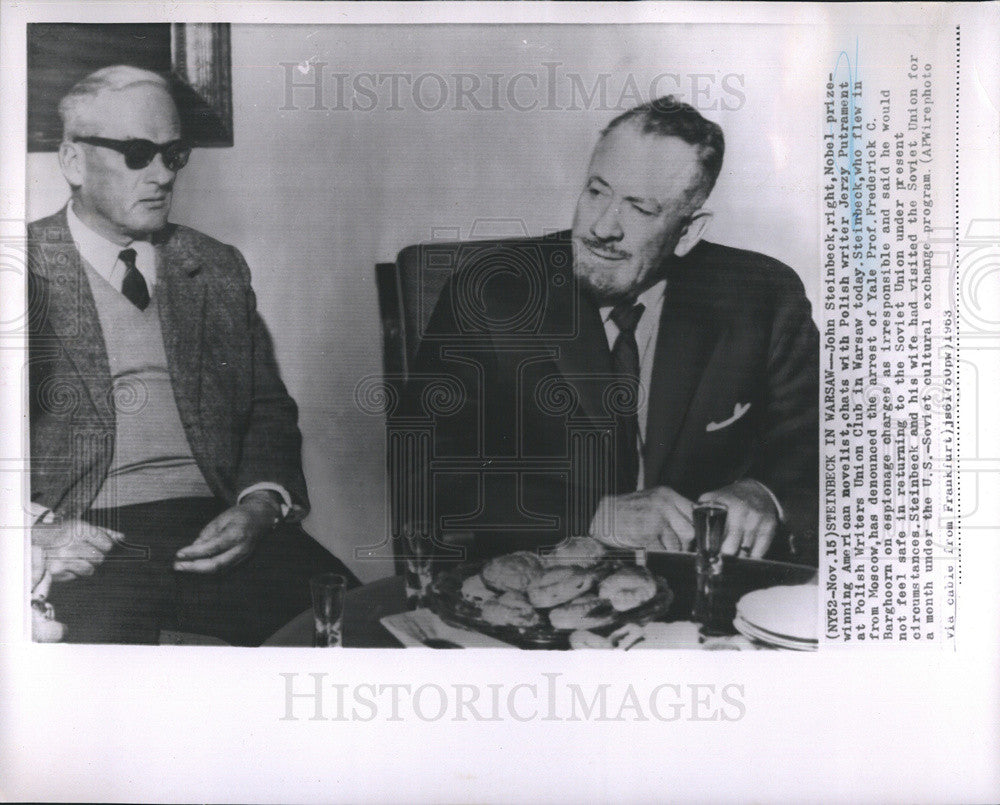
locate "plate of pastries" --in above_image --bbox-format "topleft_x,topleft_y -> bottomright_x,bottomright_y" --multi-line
428,537 -> 674,648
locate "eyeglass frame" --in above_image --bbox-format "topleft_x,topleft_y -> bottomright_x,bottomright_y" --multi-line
72,136 -> 192,172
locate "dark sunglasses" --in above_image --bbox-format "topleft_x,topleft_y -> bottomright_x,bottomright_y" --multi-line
73,136 -> 191,171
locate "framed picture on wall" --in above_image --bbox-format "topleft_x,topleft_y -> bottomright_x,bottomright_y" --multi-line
27,22 -> 233,149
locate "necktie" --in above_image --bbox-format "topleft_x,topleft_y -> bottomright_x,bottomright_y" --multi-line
119,248 -> 150,311
609,301 -> 645,493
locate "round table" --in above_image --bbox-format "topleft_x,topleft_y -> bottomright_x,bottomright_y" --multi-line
263,553 -> 817,648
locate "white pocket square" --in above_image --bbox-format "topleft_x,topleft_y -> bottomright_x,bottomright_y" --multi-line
706,402 -> 751,432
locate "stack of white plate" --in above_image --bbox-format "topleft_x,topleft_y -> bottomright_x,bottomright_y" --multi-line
733,584 -> 818,651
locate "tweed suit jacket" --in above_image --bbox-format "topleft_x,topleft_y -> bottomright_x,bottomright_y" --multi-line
27,207 -> 309,520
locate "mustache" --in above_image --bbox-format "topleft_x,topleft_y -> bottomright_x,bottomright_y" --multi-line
579,237 -> 631,260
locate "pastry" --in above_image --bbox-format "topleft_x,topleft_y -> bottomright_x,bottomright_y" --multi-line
480,592 -> 541,628
549,595 -> 616,630
542,536 -> 607,568
481,551 -> 544,593
598,566 -> 658,612
568,630 -> 614,649
526,566 -> 595,608
460,574 -> 496,606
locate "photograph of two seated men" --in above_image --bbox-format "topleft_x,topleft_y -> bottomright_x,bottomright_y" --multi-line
27,53 -> 819,646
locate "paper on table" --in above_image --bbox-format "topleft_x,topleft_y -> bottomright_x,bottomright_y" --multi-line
158,630 -> 231,646
380,608 -> 513,648
568,621 -> 767,650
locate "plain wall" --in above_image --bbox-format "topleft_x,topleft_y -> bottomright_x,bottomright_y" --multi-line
27,24 -> 820,581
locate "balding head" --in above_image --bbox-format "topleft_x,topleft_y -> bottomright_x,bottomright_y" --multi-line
59,65 -> 173,141
57,65 -> 184,243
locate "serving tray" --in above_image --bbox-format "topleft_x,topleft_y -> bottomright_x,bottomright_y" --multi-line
428,558 -> 674,649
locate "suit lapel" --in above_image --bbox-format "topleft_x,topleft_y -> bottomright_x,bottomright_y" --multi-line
643,274 -> 723,486
156,230 -> 206,425
32,213 -> 115,427
548,255 -> 614,423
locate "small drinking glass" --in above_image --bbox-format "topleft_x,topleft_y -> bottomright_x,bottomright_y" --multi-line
400,523 -> 434,609
310,573 -> 346,647
692,502 -> 729,636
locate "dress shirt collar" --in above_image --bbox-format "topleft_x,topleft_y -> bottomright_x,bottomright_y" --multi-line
599,278 -> 668,330
66,202 -> 157,291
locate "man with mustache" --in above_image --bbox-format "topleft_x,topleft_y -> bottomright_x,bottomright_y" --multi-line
407,96 -> 818,564
28,65 -> 355,643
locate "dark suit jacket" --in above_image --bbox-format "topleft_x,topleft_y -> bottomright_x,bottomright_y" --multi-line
402,231 -> 818,564
27,208 -> 309,520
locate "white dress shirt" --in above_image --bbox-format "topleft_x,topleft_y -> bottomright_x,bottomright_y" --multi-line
598,279 -> 783,518
67,202 -> 158,293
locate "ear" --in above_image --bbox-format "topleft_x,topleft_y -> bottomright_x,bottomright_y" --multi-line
58,141 -> 84,189
673,209 -> 713,257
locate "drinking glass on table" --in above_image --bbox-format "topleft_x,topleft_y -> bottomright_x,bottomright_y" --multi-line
691,502 -> 730,636
399,522 -> 434,609
310,572 -> 346,647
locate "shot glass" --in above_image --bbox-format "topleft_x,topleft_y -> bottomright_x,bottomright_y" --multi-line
310,572 -> 346,647
691,502 -> 729,636
400,524 -> 434,609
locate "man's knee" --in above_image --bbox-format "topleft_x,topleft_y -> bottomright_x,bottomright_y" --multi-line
257,523 -> 360,589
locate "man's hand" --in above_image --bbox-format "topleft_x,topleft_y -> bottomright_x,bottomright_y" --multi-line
698,479 -> 779,558
173,491 -> 282,574
32,518 -> 123,582
589,487 -> 696,550
31,545 -> 66,642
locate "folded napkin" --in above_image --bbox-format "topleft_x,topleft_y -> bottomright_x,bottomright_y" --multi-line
381,608 -> 512,648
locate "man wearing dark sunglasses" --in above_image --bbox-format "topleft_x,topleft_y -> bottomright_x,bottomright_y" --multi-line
27,65 -> 356,644
70,136 -> 192,172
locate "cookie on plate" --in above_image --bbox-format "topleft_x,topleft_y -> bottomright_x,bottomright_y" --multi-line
480,592 -> 541,628
481,551 -> 544,593
541,536 -> 607,568
460,574 -> 496,606
549,594 -> 616,630
526,566 -> 596,609
598,566 -> 658,612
